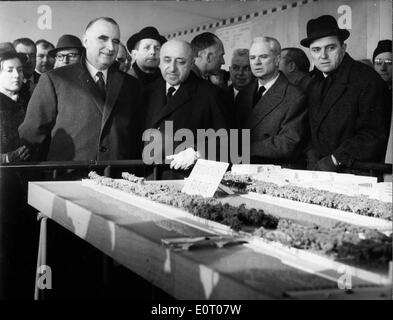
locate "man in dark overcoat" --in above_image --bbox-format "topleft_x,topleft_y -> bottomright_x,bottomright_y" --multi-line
235,36 -> 307,166
301,15 -> 390,172
19,17 -> 142,161
142,39 -> 228,179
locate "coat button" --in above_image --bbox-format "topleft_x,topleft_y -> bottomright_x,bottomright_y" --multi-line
100,146 -> 108,153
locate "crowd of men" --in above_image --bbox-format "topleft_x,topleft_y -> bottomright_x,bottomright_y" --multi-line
0,13 -> 392,300
0,14 -> 392,179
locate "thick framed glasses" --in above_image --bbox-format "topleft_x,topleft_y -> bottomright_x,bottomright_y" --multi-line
55,53 -> 80,61
374,58 -> 392,66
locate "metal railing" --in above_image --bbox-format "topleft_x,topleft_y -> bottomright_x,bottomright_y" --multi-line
0,159 -> 159,180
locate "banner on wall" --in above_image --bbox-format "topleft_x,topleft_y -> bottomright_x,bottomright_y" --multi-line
215,22 -> 252,70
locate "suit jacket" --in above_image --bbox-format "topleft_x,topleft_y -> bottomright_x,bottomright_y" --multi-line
307,53 -> 390,168
235,72 -> 307,164
142,73 -> 228,178
19,59 -> 142,161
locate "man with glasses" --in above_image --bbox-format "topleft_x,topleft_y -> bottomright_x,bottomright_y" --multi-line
373,40 -> 392,177
301,15 -> 390,173
373,40 -> 392,90
49,34 -> 84,69
13,38 -> 37,94
20,17 -> 142,162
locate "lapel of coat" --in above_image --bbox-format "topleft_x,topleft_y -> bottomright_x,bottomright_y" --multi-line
150,77 -> 193,128
78,62 -> 105,114
246,74 -> 286,130
314,54 -> 352,131
146,78 -> 167,128
102,67 -> 124,127
236,81 -> 256,127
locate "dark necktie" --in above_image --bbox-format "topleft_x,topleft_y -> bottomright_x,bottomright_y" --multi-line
166,86 -> 176,104
321,75 -> 332,101
253,85 -> 266,107
96,71 -> 106,98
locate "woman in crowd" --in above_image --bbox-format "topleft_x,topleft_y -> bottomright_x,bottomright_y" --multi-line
0,51 -> 35,299
0,51 -> 30,163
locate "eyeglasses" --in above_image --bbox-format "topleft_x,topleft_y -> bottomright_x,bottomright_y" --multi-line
55,53 -> 80,61
374,58 -> 392,66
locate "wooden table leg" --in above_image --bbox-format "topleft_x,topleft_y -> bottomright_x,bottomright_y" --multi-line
34,213 -> 47,300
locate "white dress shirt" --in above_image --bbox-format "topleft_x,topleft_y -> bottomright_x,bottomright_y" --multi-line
166,83 -> 180,95
85,59 -> 108,84
257,72 -> 280,96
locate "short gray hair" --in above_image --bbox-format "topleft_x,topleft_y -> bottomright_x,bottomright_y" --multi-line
251,36 -> 281,56
232,48 -> 249,59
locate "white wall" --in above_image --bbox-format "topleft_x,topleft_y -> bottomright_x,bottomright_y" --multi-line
0,0 -> 391,63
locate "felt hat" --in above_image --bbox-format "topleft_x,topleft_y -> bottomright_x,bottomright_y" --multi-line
126,26 -> 167,52
300,15 -> 350,48
372,40 -> 392,62
49,34 -> 84,57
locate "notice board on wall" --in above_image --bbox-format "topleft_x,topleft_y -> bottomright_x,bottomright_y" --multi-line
215,22 -> 252,70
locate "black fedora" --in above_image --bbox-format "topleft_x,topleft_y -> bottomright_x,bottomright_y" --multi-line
300,15 -> 350,48
126,26 -> 167,52
49,34 -> 84,57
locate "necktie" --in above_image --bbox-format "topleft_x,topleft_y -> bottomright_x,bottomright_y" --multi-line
253,85 -> 266,107
96,71 -> 106,98
321,75 -> 332,101
166,86 -> 176,104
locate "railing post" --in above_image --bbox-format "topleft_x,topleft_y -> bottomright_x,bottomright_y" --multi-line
104,165 -> 111,178
153,166 -> 157,181
34,212 -> 48,300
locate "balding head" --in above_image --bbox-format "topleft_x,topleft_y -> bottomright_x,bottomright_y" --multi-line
159,39 -> 194,85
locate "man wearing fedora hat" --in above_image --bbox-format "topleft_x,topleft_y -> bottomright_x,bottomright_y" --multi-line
302,15 -> 390,173
126,26 -> 166,86
50,34 -> 84,69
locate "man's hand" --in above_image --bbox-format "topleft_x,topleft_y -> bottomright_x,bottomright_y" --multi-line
313,155 -> 337,172
166,147 -> 200,170
7,145 -> 31,162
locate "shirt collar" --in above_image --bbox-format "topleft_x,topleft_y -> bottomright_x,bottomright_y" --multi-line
85,59 -> 108,83
233,87 -> 239,98
258,72 -> 280,94
166,82 -> 180,94
0,88 -> 19,101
